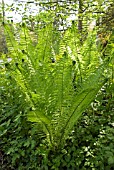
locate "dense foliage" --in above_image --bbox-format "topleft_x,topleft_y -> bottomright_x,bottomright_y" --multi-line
0,0 -> 114,169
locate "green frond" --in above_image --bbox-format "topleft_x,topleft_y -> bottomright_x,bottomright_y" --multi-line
54,65 -> 107,147
28,110 -> 50,124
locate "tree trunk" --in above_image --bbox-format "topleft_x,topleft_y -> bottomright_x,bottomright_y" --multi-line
78,0 -> 83,44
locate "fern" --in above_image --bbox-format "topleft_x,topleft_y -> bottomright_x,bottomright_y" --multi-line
4,18 -> 108,150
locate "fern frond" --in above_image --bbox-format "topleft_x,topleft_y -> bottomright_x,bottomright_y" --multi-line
55,65 -> 107,147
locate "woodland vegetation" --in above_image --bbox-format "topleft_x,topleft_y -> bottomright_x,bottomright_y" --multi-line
0,0 -> 114,169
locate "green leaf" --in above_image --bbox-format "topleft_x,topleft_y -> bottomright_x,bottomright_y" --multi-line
23,140 -> 30,147
108,156 -> 114,165
28,110 -> 50,124
27,110 -> 52,144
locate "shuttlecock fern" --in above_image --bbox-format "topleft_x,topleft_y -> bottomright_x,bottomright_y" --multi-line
3,20 -> 108,150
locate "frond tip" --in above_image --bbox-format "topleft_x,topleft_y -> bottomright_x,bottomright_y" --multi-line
28,110 -> 50,124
